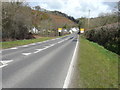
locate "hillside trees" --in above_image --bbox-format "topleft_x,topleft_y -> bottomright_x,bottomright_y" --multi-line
77,12 -> 118,30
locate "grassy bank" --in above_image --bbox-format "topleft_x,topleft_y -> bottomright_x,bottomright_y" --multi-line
2,37 -> 55,49
75,36 -> 118,88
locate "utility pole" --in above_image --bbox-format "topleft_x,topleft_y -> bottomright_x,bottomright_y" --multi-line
88,9 -> 90,29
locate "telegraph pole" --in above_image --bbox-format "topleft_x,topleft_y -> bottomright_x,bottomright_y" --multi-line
88,9 -> 90,29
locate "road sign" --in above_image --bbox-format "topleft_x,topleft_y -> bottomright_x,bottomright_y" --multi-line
58,28 -> 62,32
80,28 -> 84,33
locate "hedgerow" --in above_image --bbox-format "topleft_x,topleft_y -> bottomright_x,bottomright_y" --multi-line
84,23 -> 119,55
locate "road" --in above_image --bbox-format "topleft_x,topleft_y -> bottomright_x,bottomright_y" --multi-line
0,33 -> 78,88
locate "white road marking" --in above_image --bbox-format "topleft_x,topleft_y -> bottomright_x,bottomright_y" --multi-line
1,60 -> 13,65
44,46 -> 51,49
22,53 -> 31,56
10,47 -> 18,49
30,43 -> 36,45
0,60 -> 13,68
0,50 -> 2,53
0,64 -> 8,68
63,36 -> 79,88
22,45 -> 29,47
50,44 -> 55,47
37,42 -> 41,44
58,40 -> 64,43
34,49 -> 43,53
2,36 -> 64,51
34,43 -> 56,54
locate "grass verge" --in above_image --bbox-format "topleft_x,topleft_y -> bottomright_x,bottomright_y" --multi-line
75,36 -> 118,88
2,37 -> 55,49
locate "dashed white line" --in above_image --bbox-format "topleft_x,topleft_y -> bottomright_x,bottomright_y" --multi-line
34,49 -> 43,53
22,53 -> 31,56
30,43 -> 36,45
44,46 -> 51,49
22,45 -> 29,47
10,47 -> 18,49
50,44 -> 55,47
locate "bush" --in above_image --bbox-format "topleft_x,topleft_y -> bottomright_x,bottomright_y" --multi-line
84,23 -> 119,55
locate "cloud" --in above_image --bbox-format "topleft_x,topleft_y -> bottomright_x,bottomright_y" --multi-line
28,0 -> 117,18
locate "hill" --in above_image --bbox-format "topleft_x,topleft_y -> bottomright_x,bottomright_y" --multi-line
31,9 -> 77,36
32,10 -> 77,30
2,2 -> 77,41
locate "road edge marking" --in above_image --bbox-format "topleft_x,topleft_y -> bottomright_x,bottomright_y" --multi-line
63,35 -> 79,88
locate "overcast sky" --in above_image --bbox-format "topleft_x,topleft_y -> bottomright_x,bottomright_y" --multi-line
28,0 -> 118,19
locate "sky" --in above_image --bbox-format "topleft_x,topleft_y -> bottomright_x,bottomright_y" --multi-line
28,0 -> 118,19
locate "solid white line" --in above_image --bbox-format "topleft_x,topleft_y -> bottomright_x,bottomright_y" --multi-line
22,53 -> 31,56
63,36 -> 79,88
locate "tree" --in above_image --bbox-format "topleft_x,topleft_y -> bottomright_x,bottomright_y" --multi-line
34,6 -> 41,11
2,1 -> 33,40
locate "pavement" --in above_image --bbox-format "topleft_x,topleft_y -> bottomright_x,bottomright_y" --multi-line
0,33 -> 78,88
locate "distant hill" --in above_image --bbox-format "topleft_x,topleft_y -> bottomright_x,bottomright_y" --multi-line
32,10 -> 77,31
49,11 -> 78,23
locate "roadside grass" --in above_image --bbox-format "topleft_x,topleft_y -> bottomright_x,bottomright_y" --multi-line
2,37 -> 55,49
76,36 -> 118,88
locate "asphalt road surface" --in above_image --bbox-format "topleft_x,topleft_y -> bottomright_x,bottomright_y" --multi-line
0,33 -> 78,88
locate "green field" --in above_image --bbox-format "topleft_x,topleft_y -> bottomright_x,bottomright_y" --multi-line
75,36 -> 118,88
1,37 -> 55,49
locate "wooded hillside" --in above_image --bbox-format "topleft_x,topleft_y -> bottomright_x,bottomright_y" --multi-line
2,2 -> 77,41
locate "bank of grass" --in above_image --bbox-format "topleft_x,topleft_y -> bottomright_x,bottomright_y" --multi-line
2,37 -> 55,49
76,36 -> 118,88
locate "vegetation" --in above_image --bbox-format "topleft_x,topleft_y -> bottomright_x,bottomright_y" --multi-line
76,3 -> 119,55
84,23 -> 119,55
75,37 -> 118,88
50,10 -> 78,23
2,37 -> 55,49
2,2 -> 32,40
2,1 -> 76,41
77,12 -> 118,30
